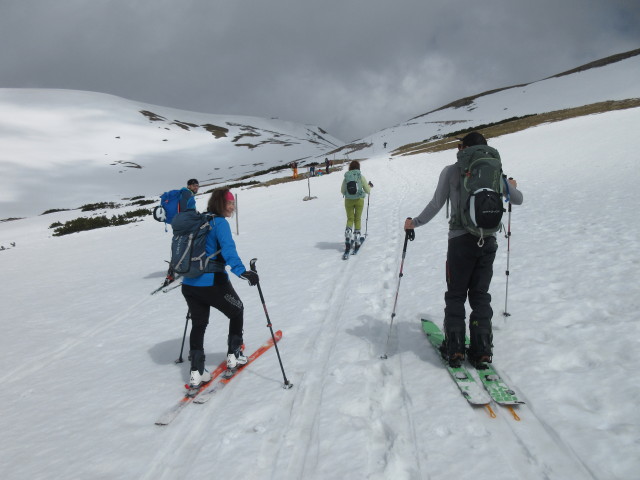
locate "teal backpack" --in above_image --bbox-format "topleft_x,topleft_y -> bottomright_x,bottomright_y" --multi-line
344,170 -> 363,199
453,145 -> 505,244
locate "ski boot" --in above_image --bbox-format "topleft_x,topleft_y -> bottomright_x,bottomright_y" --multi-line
343,227 -> 353,259
439,331 -> 466,368
468,332 -> 493,370
352,229 -> 362,254
188,350 -> 212,389
226,334 -> 248,370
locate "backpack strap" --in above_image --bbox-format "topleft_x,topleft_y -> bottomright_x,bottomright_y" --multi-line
200,215 -> 225,272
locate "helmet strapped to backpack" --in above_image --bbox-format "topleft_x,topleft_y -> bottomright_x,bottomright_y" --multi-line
453,145 -> 505,245
152,205 -> 167,222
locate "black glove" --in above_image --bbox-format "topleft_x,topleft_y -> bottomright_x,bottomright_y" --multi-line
368,181 -> 374,187
240,270 -> 259,286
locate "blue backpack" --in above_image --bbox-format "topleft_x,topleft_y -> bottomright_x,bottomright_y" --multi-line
153,190 -> 182,225
170,211 -> 225,278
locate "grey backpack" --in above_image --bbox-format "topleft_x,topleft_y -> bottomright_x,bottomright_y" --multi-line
170,211 -> 225,278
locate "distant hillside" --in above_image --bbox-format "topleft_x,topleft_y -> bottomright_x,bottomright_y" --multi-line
333,48 -> 640,159
0,89 -> 343,217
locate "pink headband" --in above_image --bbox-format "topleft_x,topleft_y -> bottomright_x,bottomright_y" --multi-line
225,191 -> 235,201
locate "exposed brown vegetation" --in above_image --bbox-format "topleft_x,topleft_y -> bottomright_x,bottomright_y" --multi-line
392,99 -> 640,157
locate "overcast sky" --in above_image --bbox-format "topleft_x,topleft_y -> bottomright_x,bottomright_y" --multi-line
1,0 -> 639,141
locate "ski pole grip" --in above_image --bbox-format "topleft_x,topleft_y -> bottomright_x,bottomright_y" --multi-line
250,258 -> 258,273
405,218 -> 415,241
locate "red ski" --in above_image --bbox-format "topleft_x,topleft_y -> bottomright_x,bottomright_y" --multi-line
155,331 -> 282,425
194,330 -> 282,404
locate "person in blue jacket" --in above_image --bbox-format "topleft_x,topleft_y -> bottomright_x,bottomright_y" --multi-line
181,188 -> 259,388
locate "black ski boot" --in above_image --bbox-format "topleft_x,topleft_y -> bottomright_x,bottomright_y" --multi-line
440,331 -> 465,368
468,332 -> 493,370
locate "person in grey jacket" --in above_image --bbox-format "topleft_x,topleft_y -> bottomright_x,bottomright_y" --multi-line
404,132 -> 523,368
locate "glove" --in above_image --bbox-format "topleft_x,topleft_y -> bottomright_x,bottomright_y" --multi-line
240,270 -> 259,286
368,181 -> 374,187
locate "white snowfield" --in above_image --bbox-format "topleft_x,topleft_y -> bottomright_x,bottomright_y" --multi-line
1,106 -> 639,480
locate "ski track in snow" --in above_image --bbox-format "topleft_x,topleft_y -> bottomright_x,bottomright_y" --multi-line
265,160 -> 420,479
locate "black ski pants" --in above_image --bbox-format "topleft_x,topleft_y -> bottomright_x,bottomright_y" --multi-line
443,234 -> 497,338
182,279 -> 244,353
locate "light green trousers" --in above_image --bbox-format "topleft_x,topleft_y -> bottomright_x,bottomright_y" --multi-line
344,198 -> 365,230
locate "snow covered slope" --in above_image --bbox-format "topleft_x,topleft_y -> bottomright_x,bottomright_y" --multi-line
0,107 -> 639,480
0,89 -> 342,217
347,48 -> 640,156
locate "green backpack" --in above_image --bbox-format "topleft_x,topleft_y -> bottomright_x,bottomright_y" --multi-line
344,170 -> 363,199
452,145 -> 505,244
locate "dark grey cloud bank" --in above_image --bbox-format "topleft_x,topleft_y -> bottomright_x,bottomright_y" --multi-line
2,0 -> 639,141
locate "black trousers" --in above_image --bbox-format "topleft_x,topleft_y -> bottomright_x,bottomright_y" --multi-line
443,234 -> 497,338
182,279 -> 244,352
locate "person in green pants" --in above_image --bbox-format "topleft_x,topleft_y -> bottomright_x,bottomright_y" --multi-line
341,160 -> 372,251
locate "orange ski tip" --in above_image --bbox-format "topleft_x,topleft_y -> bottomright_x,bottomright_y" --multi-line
506,406 -> 521,421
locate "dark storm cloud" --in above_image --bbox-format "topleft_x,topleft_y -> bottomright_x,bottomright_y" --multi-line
1,0 -> 639,141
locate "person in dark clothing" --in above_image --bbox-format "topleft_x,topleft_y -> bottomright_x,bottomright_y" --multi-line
404,132 -> 523,368
164,179 -> 201,285
179,178 -> 200,212
181,188 -> 259,388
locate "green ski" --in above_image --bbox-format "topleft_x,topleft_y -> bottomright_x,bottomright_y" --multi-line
421,319 -> 490,406
465,336 -> 525,406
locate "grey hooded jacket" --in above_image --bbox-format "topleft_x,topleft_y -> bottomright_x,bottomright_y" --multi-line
412,164 -> 524,239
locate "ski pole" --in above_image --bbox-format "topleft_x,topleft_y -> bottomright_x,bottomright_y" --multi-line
175,309 -> 191,364
503,201 -> 512,317
501,175 -> 513,318
381,224 -> 415,359
250,258 -> 293,389
364,188 -> 371,238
